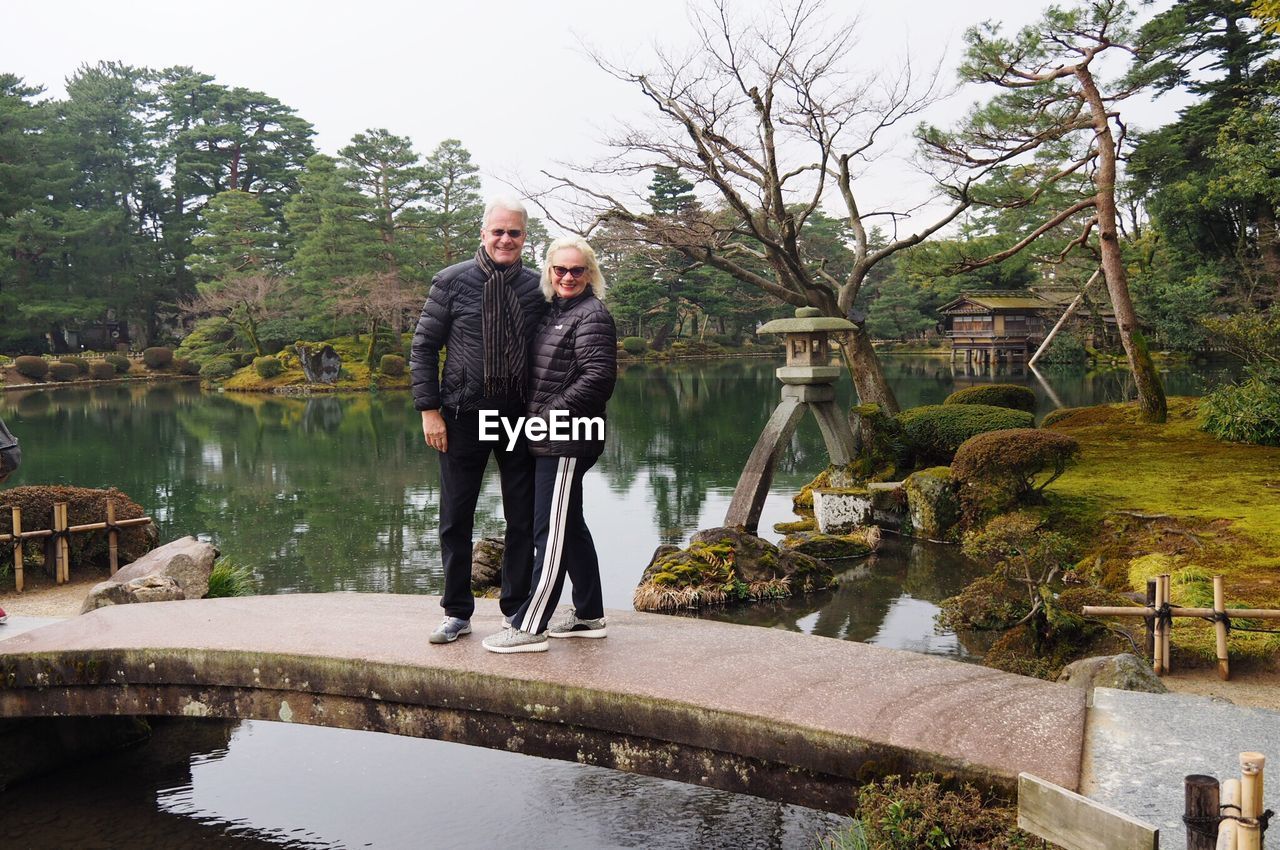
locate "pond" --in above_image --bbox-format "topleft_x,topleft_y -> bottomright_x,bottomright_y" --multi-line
0,355 -> 1240,848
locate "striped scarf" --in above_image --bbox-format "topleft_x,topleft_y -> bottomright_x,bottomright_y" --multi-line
476,246 -> 528,404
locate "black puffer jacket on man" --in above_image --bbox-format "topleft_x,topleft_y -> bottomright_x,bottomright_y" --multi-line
410,258 -> 546,412
527,291 -> 617,458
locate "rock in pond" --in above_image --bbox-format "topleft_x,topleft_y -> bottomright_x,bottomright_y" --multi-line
904,466 -> 960,541
81,535 -> 218,614
779,526 -> 881,560
1056,653 -> 1168,694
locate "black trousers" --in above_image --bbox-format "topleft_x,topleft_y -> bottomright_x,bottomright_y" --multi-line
437,406 -> 535,620
512,455 -> 604,635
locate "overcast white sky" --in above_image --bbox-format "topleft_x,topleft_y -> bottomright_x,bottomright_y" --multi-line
6,0 -> 1191,236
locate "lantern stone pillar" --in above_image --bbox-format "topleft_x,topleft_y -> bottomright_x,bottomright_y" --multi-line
725,308 -> 858,533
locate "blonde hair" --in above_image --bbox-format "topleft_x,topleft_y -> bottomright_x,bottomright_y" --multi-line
540,236 -> 606,301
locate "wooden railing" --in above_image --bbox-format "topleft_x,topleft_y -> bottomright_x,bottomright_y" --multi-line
0,499 -> 153,591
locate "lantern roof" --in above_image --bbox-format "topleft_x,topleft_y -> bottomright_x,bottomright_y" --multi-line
757,307 -> 854,335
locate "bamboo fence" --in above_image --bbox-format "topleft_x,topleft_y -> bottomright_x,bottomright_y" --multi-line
0,499 -> 152,591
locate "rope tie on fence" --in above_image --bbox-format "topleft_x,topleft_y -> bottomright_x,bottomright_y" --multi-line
1207,610 -> 1231,633
102,520 -> 122,536
1186,806 -> 1276,836
49,528 -> 72,548
1155,601 -> 1174,631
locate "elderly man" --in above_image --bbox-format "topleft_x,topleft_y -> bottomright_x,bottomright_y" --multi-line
410,198 -> 547,644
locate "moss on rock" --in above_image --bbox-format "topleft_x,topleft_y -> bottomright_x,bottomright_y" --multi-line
778,529 -> 879,560
903,466 -> 959,541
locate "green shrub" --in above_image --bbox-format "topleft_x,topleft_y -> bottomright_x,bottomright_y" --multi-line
233,351 -> 255,368
1038,330 -> 1088,364
952,428 -> 1080,522
48,362 -> 79,382
253,356 -> 284,379
379,354 -> 406,376
88,361 -> 116,380
199,357 -> 236,380
142,346 -> 174,370
59,356 -> 90,375
1200,377 -> 1280,447
14,356 -> 49,380
104,353 -> 132,373
895,404 -> 1034,465
172,357 -> 200,376
833,774 -> 1049,850
206,558 -> 256,598
943,383 -> 1036,413
621,336 -> 648,355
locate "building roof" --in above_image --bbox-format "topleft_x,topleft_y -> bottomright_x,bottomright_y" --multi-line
938,292 -> 1050,313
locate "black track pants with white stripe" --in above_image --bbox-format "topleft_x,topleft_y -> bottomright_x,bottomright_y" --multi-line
512,455 -> 603,635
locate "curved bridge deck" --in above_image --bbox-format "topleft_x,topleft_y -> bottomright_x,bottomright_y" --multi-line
0,594 -> 1085,811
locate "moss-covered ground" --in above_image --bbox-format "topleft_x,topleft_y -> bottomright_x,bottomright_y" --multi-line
222,335 -> 411,392
1043,397 -> 1280,663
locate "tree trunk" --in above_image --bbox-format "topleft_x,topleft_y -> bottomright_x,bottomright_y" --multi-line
650,320 -> 675,351
1078,67 -> 1167,422
838,328 -> 900,415
1255,205 -> 1280,305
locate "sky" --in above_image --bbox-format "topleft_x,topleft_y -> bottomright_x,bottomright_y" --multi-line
5,0 -> 1193,236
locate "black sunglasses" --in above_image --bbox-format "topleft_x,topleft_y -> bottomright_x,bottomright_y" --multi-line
552,265 -> 588,280
488,228 -> 524,239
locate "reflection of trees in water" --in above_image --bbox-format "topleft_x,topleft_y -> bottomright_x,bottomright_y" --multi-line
543,760 -> 849,850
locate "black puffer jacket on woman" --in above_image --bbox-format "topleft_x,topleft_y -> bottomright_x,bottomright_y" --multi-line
527,291 -> 617,458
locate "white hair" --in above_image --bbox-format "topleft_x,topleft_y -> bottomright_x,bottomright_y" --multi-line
482,196 -> 528,228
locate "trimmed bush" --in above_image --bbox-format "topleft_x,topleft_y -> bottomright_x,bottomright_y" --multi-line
104,353 -> 132,373
1041,406 -> 1084,428
943,383 -> 1036,413
172,357 -> 200,376
1201,377 -> 1280,447
48,362 -> 79,381
88,361 -> 116,380
621,336 -> 648,355
379,354 -> 406,376
199,357 -> 236,381
895,404 -> 1034,465
253,356 -> 284,379
14,356 -> 49,380
952,425 -> 1080,504
142,346 -> 174,370
232,351 -> 255,368
59,356 -> 90,375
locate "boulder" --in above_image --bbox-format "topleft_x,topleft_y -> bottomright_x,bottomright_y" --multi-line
904,466 -> 959,541
1056,653 -> 1168,694
779,527 -> 881,561
81,575 -> 185,612
635,526 -> 835,612
80,536 -> 217,614
299,344 -> 341,384
867,481 -> 907,527
471,537 -> 504,595
813,487 -> 871,533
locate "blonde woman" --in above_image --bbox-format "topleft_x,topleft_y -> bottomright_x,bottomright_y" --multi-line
483,236 -> 617,653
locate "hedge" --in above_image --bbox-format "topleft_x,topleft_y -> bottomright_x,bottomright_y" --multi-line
943,383 -> 1037,414
621,337 -> 648,354
59,356 -> 90,376
172,357 -> 200,376
14,356 -> 49,380
49,362 -> 79,381
142,346 -> 174,369
199,357 -> 236,380
895,403 -> 1035,465
379,354 -> 406,376
951,428 -> 1080,522
104,353 -> 131,373
0,485 -> 153,571
253,356 -> 284,379
89,361 -> 116,380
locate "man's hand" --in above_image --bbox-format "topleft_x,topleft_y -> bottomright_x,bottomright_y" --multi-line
421,409 -> 448,453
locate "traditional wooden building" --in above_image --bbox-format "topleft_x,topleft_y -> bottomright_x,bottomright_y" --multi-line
939,292 -> 1050,366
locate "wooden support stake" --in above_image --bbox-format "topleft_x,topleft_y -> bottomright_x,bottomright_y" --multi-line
60,502 -> 71,583
1185,775 -> 1220,850
51,502 -> 67,584
1152,581 -> 1162,665
1153,575 -> 1167,675
1239,752 -> 1265,850
11,505 -> 21,593
1213,575 -> 1230,681
107,498 -> 118,575
1162,574 -> 1173,674
1219,778 -> 1240,850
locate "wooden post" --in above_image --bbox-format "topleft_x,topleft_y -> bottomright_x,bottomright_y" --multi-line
107,498 -> 119,575
1153,575 -> 1166,675
1159,574 -> 1173,675
1152,581 -> 1162,665
53,502 -> 70,584
1185,775 -> 1220,850
1212,575 -> 1230,681
1239,752 -> 1265,850
1219,778 -> 1241,850
11,505 -> 22,593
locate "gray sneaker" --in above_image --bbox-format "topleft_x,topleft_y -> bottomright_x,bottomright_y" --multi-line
482,628 -> 549,654
503,615 -> 514,629
428,616 -> 472,644
547,609 -> 607,639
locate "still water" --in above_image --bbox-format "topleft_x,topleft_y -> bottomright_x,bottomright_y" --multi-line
0,356 -> 1238,848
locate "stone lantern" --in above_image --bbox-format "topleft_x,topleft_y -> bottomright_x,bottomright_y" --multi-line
724,307 -> 858,533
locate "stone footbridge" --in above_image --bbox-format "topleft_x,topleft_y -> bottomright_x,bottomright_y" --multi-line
0,594 -> 1084,812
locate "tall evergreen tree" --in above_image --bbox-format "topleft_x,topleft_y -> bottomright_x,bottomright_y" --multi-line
418,139 -> 483,266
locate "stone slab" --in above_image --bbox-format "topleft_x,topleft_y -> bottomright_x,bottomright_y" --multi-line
1080,687 -> 1280,850
0,594 -> 1087,794
0,616 -> 67,642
